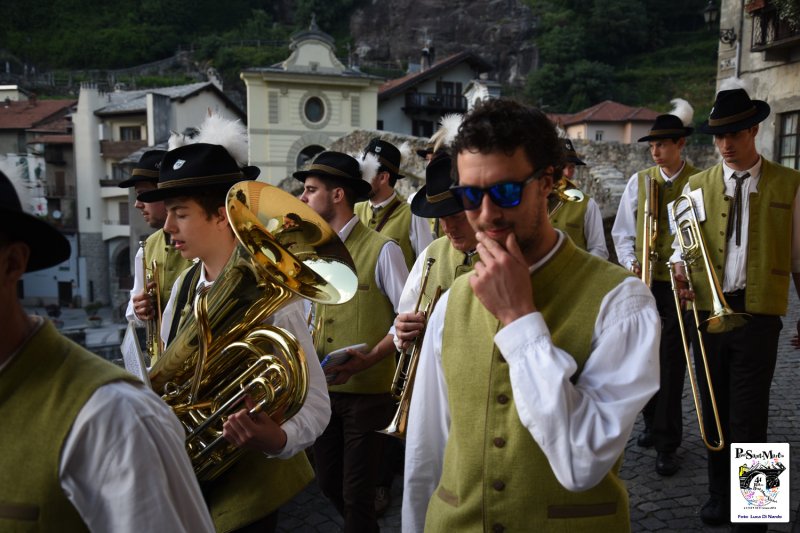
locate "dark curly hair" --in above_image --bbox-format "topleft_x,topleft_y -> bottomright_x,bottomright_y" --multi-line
451,98 -> 564,184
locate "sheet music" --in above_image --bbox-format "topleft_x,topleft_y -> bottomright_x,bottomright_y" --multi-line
667,188 -> 706,235
121,322 -> 152,389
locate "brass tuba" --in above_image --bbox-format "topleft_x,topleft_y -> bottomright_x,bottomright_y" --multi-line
548,177 -> 585,218
668,193 -> 749,450
149,182 -> 357,481
380,257 -> 442,439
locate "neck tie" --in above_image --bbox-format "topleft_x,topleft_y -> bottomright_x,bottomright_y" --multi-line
727,172 -> 750,246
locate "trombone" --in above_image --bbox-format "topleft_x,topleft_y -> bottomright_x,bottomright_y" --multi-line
640,175 -> 659,287
668,193 -> 749,451
380,257 -> 442,439
548,177 -> 585,218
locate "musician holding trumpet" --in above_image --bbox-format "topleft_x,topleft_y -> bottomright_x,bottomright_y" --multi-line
668,84 -> 800,529
611,99 -> 699,477
119,149 -> 192,363
402,99 -> 660,532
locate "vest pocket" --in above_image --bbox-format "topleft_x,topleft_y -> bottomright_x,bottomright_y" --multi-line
435,485 -> 460,507
0,501 -> 39,521
547,502 -> 617,518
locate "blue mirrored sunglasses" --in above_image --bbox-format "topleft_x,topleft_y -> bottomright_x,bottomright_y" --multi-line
450,168 -> 547,210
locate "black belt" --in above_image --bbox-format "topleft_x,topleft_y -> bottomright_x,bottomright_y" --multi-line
724,289 -> 745,298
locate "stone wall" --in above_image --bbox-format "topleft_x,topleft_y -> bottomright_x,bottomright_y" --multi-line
79,232 -> 109,306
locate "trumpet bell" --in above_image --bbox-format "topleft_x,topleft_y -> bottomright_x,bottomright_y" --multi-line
561,188 -> 584,203
701,309 -> 749,334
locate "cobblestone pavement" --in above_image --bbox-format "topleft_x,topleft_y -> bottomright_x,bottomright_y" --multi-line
278,292 -> 800,532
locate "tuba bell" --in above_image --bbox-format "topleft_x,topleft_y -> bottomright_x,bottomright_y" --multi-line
149,182 -> 357,481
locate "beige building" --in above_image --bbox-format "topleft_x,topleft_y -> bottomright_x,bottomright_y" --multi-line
716,0 -> 800,168
551,100 -> 660,144
242,21 -> 383,186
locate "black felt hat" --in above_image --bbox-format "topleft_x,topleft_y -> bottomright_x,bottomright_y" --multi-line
0,171 -> 70,272
638,115 -> 694,142
293,151 -> 372,199
563,139 -> 586,166
364,138 -> 404,179
698,88 -> 771,135
416,147 -> 435,159
137,143 -> 259,203
118,149 -> 166,188
411,154 -> 463,218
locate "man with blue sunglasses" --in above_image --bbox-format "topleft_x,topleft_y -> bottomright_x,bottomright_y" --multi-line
402,98 -> 661,532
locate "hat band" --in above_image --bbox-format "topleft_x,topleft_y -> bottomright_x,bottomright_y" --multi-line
708,106 -> 757,127
376,155 -> 400,175
310,163 -> 358,180
647,128 -> 688,136
426,190 -> 455,204
158,172 -> 244,189
132,169 -> 159,178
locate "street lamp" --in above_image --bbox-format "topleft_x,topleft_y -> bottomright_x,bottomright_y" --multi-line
703,0 -> 719,29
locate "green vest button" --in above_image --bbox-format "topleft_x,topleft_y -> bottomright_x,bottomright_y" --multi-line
721,213 -> 727,217
497,394 -> 509,404
326,318 -> 334,324
493,437 -> 506,448
327,337 -> 334,343
492,480 -> 506,491
492,523 -> 505,533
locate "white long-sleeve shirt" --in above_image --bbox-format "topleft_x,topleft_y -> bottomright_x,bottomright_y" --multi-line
0,320 -> 215,533
668,158 -> 800,291
612,163 -> 687,270
160,263 -> 332,460
583,197 -> 609,259
402,233 -> 660,533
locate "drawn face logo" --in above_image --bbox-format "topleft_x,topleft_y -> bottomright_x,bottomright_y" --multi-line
173,159 -> 186,170
374,146 -> 382,153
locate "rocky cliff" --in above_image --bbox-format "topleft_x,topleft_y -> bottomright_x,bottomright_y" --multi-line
349,0 -> 538,85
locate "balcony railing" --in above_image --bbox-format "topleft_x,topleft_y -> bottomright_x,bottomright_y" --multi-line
99,139 -> 147,160
404,92 -> 467,114
751,4 -> 800,57
43,183 -> 76,198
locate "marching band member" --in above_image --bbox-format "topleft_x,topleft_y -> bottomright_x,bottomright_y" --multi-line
355,138 -> 434,269
394,152 -> 478,351
0,171 -> 214,533
550,139 -> 609,259
670,84 -> 800,529
141,116 -> 330,533
120,150 -> 192,360
612,99 -> 699,476
402,99 -> 660,532
296,151 -> 408,533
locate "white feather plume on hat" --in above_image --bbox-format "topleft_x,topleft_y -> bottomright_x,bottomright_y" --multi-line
719,77 -> 747,92
398,141 -> 412,167
430,113 -> 463,152
351,151 -> 380,183
669,98 -> 694,127
167,110 -> 249,167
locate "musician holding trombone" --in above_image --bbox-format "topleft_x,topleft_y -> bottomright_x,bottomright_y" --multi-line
611,99 -> 698,477
402,99 -> 660,532
669,84 -> 800,529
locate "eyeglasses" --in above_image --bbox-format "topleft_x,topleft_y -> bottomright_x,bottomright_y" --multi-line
450,168 -> 546,211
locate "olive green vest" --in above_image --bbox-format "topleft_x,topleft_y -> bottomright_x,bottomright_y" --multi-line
144,229 -> 193,311
634,163 -> 698,282
687,160 -> 800,315
315,221 -> 397,394
204,451 -> 313,532
0,320 -> 138,533
426,238 -> 633,532
550,196 -> 589,250
355,195 -> 416,269
420,236 -> 477,309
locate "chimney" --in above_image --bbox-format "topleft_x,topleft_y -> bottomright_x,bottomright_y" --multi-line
421,47 -> 431,72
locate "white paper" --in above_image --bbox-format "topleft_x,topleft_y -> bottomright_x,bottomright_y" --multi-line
667,188 -> 707,235
121,322 -> 152,389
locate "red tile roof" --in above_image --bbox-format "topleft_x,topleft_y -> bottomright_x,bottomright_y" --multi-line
378,51 -> 492,100
0,99 -> 76,130
557,100 -> 659,126
28,134 -> 73,145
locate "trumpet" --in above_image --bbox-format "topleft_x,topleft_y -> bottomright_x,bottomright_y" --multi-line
669,193 -> 749,451
548,177 -> 585,218
380,257 -> 442,439
140,240 -> 163,364
640,175 -> 659,287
